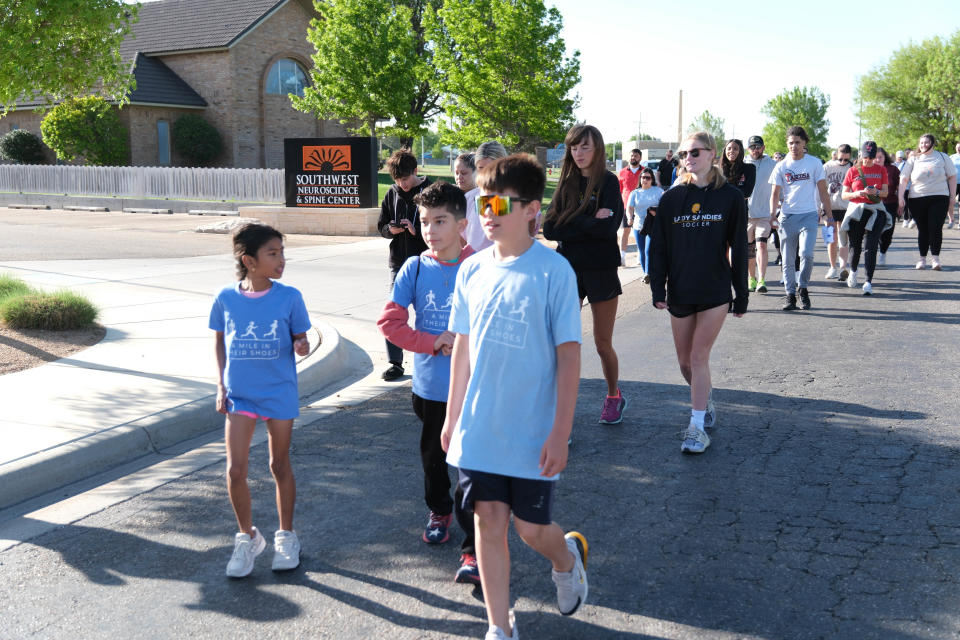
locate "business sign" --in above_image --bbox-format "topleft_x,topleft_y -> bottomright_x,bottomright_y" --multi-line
284,137 -> 378,208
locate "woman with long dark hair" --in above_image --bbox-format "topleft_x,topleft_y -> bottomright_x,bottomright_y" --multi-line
897,133 -> 958,270
721,139 -> 757,201
649,131 -> 748,454
543,124 -> 626,425
876,147 -> 900,266
626,167 -> 663,279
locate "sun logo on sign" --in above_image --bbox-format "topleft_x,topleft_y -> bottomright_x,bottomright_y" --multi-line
302,145 -> 351,172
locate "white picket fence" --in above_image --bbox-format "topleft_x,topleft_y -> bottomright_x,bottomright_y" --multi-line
0,164 -> 284,203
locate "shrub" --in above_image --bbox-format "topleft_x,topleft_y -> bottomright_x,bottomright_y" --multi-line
0,273 -> 35,302
1,290 -> 99,330
172,114 -> 223,166
40,96 -> 128,166
0,129 -> 47,164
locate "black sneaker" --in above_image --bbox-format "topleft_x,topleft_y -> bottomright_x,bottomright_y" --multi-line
798,287 -> 811,310
781,294 -> 798,311
381,363 -> 404,381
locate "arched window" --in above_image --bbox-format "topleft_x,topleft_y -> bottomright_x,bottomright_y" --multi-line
265,58 -> 308,97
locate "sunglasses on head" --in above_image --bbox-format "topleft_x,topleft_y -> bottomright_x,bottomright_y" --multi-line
677,148 -> 709,160
475,194 -> 532,217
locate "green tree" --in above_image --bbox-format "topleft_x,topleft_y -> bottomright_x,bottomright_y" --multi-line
857,33 -> 959,152
0,129 -> 47,164
0,0 -> 137,112
172,114 -> 223,166
40,96 -> 128,166
427,0 -> 580,152
761,86 -> 830,159
687,110 -> 726,145
293,0 -> 442,148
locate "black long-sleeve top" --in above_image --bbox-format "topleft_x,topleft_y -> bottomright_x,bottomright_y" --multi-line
542,171 -> 624,271
377,178 -> 431,270
648,181 -> 749,314
728,162 -> 756,200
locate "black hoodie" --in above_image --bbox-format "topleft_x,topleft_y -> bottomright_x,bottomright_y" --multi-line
378,178 -> 431,270
542,171 -> 624,271
649,181 -> 749,314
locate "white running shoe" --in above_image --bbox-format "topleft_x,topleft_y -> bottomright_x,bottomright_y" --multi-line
877,252 -> 886,266
680,424 -> 711,454
226,527 -> 266,578
916,258 -> 926,270
703,390 -> 717,430
485,611 -> 518,640
824,267 -> 838,279
908,219 -> 917,229
272,530 -> 301,571
553,532 -> 589,616
931,256 -> 942,271
863,282 -> 873,295
901,219 -> 909,228
846,270 -> 858,288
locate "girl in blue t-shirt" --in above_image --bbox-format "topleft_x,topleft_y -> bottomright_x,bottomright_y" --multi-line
209,223 -> 311,578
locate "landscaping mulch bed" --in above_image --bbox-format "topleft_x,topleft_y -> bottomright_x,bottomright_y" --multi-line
0,324 -> 106,375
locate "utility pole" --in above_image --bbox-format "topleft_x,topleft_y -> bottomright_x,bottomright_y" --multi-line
677,90 -> 683,147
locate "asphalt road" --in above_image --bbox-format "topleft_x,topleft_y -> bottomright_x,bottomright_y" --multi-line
1,222 -> 959,639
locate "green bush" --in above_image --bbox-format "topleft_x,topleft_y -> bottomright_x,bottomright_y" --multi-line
1,290 -> 99,330
0,129 -> 47,164
172,113 -> 223,166
40,96 -> 128,166
0,273 -> 35,302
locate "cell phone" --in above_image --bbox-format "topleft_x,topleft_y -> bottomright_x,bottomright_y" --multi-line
389,221 -> 402,228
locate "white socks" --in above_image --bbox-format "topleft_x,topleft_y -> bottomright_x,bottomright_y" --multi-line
691,410 -> 706,429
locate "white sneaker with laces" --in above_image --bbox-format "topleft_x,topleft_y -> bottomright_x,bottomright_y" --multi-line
226,527 -> 266,577
931,256 -> 942,271
902,219 -> 908,228
909,219 -> 917,229
703,391 -> 717,430
863,282 -> 873,295
877,252 -> 886,266
916,258 -> 926,270
680,424 -> 711,454
553,532 -> 588,616
846,270 -> 858,287
272,530 -> 301,571
824,267 -> 838,279
485,611 -> 518,640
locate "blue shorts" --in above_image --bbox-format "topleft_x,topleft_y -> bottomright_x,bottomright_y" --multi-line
458,468 -> 555,525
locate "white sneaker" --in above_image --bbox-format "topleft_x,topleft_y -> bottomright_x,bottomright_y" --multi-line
948,221 -> 955,229
553,532 -> 588,616
863,282 -> 873,295
916,258 -> 926,270
908,219 -> 917,229
485,611 -> 518,640
824,267 -> 838,279
846,270 -> 858,288
680,423 -> 711,454
931,256 -> 942,271
272,530 -> 301,571
226,527 -> 266,577
902,219 -> 909,228
877,252 -> 886,266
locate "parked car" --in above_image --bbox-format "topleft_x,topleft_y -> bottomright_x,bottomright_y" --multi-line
641,159 -> 660,172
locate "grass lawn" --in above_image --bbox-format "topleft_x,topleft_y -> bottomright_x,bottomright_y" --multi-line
377,167 -> 559,208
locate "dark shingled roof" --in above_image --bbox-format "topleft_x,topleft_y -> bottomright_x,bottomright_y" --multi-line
127,53 -> 207,107
119,0 -> 287,59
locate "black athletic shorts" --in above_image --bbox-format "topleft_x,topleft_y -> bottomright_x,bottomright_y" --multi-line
458,468 -> 555,525
667,300 -> 730,319
576,268 -> 622,303
831,209 -> 846,223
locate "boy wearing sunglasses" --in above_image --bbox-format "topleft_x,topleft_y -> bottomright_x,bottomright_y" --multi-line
440,155 -> 588,640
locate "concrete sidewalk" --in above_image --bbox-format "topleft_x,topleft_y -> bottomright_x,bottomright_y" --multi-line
0,234 -> 648,510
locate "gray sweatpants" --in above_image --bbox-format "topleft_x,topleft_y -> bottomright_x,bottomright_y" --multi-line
778,211 -> 818,293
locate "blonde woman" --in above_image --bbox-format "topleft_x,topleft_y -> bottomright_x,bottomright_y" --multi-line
648,132 -> 748,454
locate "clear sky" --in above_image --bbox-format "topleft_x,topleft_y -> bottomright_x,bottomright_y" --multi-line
547,0 -> 960,150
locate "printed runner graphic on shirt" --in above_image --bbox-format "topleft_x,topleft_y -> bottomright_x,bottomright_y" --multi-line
226,316 -> 281,360
481,295 -> 530,348
420,289 -> 453,332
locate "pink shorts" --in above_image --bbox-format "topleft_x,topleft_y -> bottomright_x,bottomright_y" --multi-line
234,410 -> 271,421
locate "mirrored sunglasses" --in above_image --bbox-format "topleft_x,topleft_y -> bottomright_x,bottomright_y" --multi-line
475,194 -> 531,217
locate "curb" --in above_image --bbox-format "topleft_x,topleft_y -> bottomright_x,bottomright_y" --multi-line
0,318 -> 350,511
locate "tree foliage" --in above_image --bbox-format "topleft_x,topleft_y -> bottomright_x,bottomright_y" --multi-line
426,0 -> 580,152
172,114 -> 223,166
293,0 -> 443,148
40,96 -> 128,166
687,110 -> 726,145
0,0 -> 137,111
761,86 -> 830,159
857,33 -> 960,153
0,129 -> 47,164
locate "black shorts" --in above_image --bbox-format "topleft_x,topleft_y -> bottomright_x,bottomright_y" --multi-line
576,268 -> 622,303
667,301 -> 730,318
831,209 -> 846,223
458,468 -> 555,525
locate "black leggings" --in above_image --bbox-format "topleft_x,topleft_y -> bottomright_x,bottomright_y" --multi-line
909,195 -> 949,256
847,210 -> 885,282
880,203 -> 897,254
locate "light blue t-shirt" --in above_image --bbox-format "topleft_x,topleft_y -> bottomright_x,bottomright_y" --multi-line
769,153 -> 826,215
627,186 -> 664,230
209,281 -> 311,419
391,251 -> 466,402
446,241 -> 581,481
951,153 -> 960,177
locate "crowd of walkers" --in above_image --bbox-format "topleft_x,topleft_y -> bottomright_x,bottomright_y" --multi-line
209,122 -> 957,640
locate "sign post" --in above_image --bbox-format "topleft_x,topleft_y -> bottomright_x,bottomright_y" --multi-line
284,137 -> 378,208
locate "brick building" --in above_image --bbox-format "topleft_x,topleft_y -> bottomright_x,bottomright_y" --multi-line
2,0 -> 345,168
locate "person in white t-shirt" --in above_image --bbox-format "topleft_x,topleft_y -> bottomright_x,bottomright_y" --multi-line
768,126 -> 831,311
462,141 -> 508,252
897,133 -> 958,270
